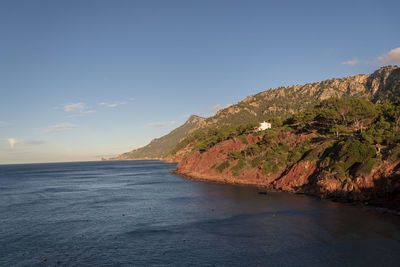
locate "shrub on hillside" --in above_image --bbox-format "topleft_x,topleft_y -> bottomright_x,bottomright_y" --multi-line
216,161 -> 230,173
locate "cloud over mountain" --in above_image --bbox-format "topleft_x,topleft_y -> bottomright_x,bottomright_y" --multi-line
378,47 -> 400,64
208,104 -> 233,113
146,121 -> 177,127
342,59 -> 360,66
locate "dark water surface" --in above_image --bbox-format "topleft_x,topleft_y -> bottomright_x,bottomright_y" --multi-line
0,161 -> 399,266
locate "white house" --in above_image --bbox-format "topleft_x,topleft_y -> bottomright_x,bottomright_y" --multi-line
258,121 -> 271,131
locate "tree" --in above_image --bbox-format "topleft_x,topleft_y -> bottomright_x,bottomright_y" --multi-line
385,99 -> 400,130
348,98 -> 377,133
319,98 -> 352,124
331,124 -> 348,138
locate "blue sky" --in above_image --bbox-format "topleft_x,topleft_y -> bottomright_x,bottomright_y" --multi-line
1,0 -> 399,164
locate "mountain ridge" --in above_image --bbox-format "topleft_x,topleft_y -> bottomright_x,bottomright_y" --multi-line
110,65 -> 400,160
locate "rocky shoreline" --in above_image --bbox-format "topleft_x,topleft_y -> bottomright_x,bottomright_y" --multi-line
164,130 -> 400,213
172,165 -> 400,215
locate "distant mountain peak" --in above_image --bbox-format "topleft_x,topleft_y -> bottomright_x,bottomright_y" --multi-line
374,65 -> 399,72
186,114 -> 205,124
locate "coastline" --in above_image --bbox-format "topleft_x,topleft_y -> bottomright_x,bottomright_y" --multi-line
107,158 -> 400,214
172,166 -> 400,215
106,157 -> 163,161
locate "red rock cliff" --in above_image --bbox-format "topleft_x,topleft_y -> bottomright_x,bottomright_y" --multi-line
169,133 -> 400,211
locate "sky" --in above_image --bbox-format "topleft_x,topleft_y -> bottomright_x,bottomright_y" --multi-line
1,0 -> 400,164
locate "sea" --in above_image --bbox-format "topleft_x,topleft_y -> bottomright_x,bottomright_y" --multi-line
0,160 -> 399,266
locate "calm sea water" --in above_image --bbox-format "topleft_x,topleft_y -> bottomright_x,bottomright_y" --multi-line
0,160 -> 399,267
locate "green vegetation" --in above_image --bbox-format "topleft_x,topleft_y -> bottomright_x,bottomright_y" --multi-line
324,139 -> 378,179
244,144 -> 262,156
390,145 -> 400,161
216,161 -> 230,172
171,123 -> 258,154
228,150 -> 243,160
238,135 -> 248,144
250,157 -> 263,168
231,159 -> 245,176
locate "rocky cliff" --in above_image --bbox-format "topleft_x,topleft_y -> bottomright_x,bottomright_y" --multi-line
172,133 -> 400,211
204,65 -> 400,126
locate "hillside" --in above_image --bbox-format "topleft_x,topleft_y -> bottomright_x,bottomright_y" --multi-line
113,65 -> 400,160
109,115 -> 205,160
170,97 -> 400,210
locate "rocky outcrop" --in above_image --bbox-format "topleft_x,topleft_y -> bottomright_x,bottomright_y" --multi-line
174,136 -> 263,185
210,66 -> 400,127
369,65 -> 400,102
273,161 -> 317,192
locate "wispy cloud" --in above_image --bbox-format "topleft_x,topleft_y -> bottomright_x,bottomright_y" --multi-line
180,114 -> 191,119
146,121 -> 177,127
0,121 -> 8,125
64,102 -> 86,112
7,138 -> 17,149
342,59 -> 360,66
208,104 -> 233,113
44,123 -> 77,134
377,47 -> 400,64
63,102 -> 95,115
99,101 -> 126,108
7,138 -> 45,149
209,104 -> 224,112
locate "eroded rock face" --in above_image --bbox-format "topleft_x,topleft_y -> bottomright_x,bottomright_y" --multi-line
273,161 -> 317,192
367,65 -> 400,94
208,66 -> 400,127
174,136 -> 270,186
